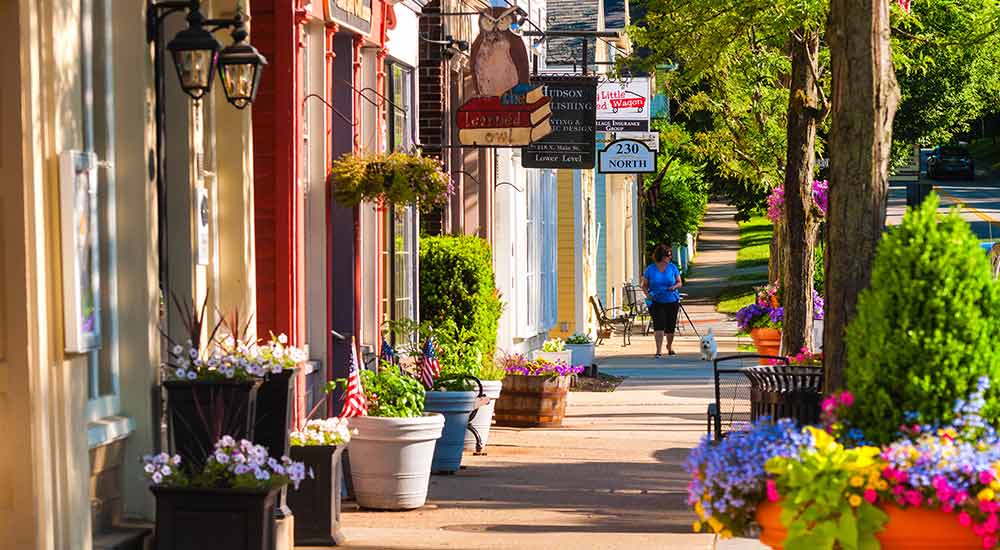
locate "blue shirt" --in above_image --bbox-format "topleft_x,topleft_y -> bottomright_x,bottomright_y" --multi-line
644,262 -> 681,303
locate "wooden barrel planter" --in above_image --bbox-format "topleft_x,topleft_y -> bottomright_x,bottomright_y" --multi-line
494,375 -> 571,428
757,500 -> 983,549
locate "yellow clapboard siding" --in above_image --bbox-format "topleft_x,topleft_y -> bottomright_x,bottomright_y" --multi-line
554,169 -> 576,338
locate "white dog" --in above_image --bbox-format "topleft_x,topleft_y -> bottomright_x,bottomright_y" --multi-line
700,328 -> 718,361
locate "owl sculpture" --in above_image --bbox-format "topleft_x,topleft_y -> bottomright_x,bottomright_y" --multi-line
469,7 -> 530,98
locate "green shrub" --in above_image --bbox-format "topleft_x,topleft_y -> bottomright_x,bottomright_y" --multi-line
813,239 -> 825,294
844,194 -> 1000,444
419,235 -> 503,368
360,364 -> 426,417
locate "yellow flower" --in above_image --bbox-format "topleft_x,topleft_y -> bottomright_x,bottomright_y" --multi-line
991,480 -> 1000,492
877,480 -> 888,491
849,494 -> 862,507
692,521 -> 702,533
695,501 -> 705,519
721,530 -> 733,538
707,516 -> 723,532
850,476 -> 865,488
979,488 -> 995,502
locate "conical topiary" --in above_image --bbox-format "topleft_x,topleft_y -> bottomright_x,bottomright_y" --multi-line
843,193 -> 1000,444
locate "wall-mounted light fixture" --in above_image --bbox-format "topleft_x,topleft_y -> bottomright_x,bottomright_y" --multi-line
149,0 -> 267,108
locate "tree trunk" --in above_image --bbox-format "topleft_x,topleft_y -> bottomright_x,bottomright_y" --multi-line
781,30 -> 821,356
823,0 -> 900,391
769,222 -> 787,284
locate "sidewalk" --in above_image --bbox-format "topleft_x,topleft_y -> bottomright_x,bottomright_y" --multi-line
315,203 -> 764,550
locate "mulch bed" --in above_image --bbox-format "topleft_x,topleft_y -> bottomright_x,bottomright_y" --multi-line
570,372 -> 627,392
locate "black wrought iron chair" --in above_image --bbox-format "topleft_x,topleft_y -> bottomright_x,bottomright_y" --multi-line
707,354 -> 789,441
590,296 -> 632,346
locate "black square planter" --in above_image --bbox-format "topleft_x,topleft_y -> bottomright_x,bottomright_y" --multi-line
164,380 -> 261,472
151,486 -> 280,550
287,445 -> 346,546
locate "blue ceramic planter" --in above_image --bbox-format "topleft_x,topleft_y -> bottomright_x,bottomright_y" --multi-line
423,391 -> 478,474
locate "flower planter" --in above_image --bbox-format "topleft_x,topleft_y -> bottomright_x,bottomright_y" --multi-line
255,368 -> 299,519
287,445 -> 346,546
164,380 -> 261,471
423,391 -> 479,474
757,500 -> 982,550
464,380 -> 502,452
151,485 -> 280,550
347,413 -> 445,510
532,350 -> 573,365
565,343 -> 596,367
749,328 -> 782,364
494,374 -> 571,428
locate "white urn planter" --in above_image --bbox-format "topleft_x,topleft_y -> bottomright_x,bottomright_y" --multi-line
532,350 -> 573,365
565,343 -> 595,367
347,413 -> 444,510
463,380 -> 503,452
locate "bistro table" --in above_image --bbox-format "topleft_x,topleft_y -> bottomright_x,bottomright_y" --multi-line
742,365 -> 824,426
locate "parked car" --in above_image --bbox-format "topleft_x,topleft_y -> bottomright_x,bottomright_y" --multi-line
927,145 -> 975,180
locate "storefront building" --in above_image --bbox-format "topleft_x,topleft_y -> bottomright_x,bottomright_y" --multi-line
253,0 -> 425,413
1,0 -> 261,547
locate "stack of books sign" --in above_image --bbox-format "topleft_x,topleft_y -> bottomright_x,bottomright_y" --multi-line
457,83 -> 552,146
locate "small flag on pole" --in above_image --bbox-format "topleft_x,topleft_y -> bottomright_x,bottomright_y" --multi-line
381,336 -> 397,365
418,338 -> 441,390
340,337 -> 367,417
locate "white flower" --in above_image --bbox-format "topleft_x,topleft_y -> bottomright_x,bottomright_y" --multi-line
186,370 -> 197,380
214,451 -> 230,464
157,452 -> 170,463
160,465 -> 172,476
175,368 -> 187,379
219,435 -> 236,447
170,455 -> 181,466
171,344 -> 184,357
152,472 -> 163,484
144,464 -> 156,474
254,468 -> 270,481
277,333 -> 288,344
234,464 -> 250,475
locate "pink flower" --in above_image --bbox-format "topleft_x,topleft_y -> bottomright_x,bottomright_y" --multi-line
984,536 -> 997,549
864,489 -> 877,504
985,513 -> 998,533
905,490 -> 922,507
960,512 -> 973,527
821,397 -> 837,414
766,479 -> 780,502
839,392 -> 855,407
956,490 -> 969,504
942,503 -> 954,513
981,471 -> 995,485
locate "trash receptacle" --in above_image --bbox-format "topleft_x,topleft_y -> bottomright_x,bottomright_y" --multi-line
906,182 -> 933,207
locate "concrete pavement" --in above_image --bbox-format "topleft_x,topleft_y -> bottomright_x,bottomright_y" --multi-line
315,204 -> 768,550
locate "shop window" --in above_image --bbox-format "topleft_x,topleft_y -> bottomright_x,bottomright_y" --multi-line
383,61 -> 418,339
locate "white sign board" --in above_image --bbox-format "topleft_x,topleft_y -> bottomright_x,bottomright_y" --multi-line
596,78 -> 651,132
607,131 -> 660,151
598,139 -> 658,174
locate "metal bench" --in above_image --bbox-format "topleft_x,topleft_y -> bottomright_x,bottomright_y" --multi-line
590,296 -> 632,346
707,355 -> 789,441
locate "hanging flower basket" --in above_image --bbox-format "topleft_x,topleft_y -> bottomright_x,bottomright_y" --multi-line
328,151 -> 452,212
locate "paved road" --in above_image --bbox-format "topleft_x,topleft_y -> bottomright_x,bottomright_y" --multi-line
888,175 -> 1000,241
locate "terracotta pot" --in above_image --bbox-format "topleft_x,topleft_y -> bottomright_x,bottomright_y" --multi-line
749,328 -> 782,364
757,500 -> 982,550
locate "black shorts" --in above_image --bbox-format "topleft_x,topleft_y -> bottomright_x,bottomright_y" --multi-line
650,301 -> 680,333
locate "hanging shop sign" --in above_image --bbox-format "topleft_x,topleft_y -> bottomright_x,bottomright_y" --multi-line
596,77 -> 651,132
457,7 -> 551,146
598,138 -> 658,174
324,0 -> 373,35
604,131 -> 660,152
522,76 -> 598,169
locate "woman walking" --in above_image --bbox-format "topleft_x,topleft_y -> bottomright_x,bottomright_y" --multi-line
641,244 -> 682,358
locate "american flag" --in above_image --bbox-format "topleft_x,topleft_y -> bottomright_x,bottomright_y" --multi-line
418,338 -> 441,390
339,337 -> 367,417
381,336 -> 397,364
